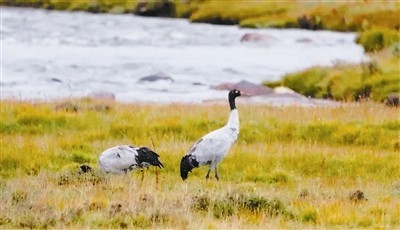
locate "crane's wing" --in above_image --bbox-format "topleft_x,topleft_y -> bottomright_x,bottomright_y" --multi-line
99,145 -> 138,173
187,132 -> 232,165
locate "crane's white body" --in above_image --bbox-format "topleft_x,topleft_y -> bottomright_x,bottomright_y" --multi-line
99,145 -> 145,174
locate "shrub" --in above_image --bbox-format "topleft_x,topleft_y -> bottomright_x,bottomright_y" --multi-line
358,31 -> 384,52
213,200 -> 235,218
191,194 -> 294,219
242,197 -> 294,218
265,57 -> 400,102
280,67 -> 328,98
191,193 -> 294,219
55,168 -> 105,186
192,195 -> 210,212
356,28 -> 400,52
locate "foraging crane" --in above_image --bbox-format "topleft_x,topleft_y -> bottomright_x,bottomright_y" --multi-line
99,145 -> 163,175
180,89 -> 242,181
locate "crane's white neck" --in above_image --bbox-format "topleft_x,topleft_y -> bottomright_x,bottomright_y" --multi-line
226,109 -> 239,134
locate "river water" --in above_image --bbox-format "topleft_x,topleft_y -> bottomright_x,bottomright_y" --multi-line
1,7 -> 367,103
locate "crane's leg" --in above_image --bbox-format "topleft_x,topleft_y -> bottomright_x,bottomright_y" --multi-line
155,167 -> 159,186
141,169 -> 144,182
205,169 -> 211,180
215,167 -> 219,181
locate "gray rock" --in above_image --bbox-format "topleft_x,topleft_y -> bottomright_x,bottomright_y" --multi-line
138,74 -> 174,83
212,80 -> 274,96
233,80 -> 274,96
240,33 -> 276,43
296,38 -> 313,43
49,77 -> 62,83
211,82 -> 234,91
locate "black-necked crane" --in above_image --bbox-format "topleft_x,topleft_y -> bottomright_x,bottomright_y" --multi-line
99,145 -> 163,179
180,89 -> 242,181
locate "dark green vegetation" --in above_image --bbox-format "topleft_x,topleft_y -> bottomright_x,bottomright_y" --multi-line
1,100 -> 399,228
2,1 -> 398,32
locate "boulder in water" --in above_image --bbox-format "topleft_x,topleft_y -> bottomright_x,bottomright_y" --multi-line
138,73 -> 174,83
296,37 -> 313,43
240,33 -> 276,43
49,77 -> 62,83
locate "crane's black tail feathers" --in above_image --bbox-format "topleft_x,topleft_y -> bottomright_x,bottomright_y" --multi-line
180,155 -> 199,181
137,147 -> 164,169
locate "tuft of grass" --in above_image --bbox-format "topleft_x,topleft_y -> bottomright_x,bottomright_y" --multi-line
11,190 -> 28,205
192,192 -> 293,220
300,207 -> 318,223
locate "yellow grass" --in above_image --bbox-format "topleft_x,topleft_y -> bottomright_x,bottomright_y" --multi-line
1,99 -> 399,228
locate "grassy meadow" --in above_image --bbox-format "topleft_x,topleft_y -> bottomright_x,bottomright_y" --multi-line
1,99 -> 400,228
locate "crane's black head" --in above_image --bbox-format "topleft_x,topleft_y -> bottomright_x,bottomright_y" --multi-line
137,147 -> 164,169
180,155 -> 199,181
228,89 -> 241,110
